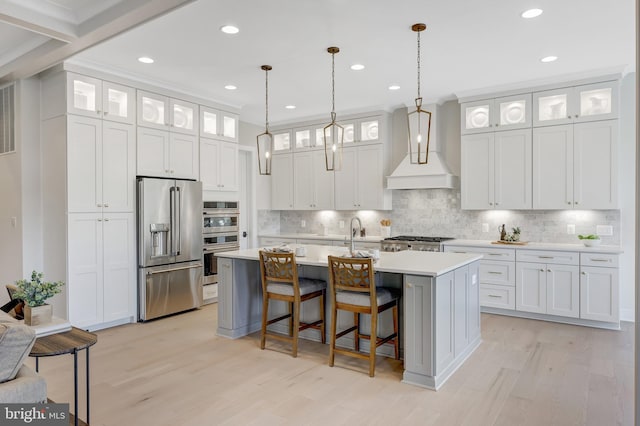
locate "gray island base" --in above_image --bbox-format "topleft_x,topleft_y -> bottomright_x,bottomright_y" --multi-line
216,245 -> 482,390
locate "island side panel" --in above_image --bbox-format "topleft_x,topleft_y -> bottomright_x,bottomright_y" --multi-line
403,274 -> 434,381
217,257 -> 263,338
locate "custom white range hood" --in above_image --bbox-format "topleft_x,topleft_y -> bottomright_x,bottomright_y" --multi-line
386,104 -> 458,190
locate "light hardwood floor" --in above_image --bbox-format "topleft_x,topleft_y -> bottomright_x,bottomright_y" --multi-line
28,305 -> 633,425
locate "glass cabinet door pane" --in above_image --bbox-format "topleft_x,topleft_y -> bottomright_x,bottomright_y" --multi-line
173,103 -> 194,131
274,133 -> 290,151
107,88 -> 128,118
202,111 -> 217,135
315,128 -> 326,147
499,100 -> 526,126
342,124 -> 354,143
73,80 -> 97,112
360,120 -> 379,141
295,130 -> 311,148
222,115 -> 236,138
465,105 -> 490,130
580,88 -> 612,117
141,96 -> 165,125
538,94 -> 567,122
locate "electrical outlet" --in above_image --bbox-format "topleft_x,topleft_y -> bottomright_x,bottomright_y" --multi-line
301,220 -> 306,228
339,220 -> 345,229
596,225 -> 613,236
567,224 -> 575,235
482,223 -> 489,233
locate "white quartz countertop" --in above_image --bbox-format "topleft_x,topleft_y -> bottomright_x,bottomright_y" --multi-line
260,233 -> 384,242
444,239 -> 623,254
217,244 -> 482,276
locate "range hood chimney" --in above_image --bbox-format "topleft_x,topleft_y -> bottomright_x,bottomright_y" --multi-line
386,103 -> 459,190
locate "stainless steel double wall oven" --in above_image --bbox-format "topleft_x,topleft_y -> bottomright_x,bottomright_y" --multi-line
202,201 -> 240,297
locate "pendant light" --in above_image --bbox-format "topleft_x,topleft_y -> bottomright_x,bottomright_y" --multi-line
257,65 -> 273,175
407,23 -> 432,164
323,47 -> 343,171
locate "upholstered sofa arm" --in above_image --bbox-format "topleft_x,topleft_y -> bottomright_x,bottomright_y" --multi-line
0,365 -> 47,403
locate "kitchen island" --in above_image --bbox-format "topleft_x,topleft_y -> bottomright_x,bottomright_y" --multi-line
216,245 -> 482,390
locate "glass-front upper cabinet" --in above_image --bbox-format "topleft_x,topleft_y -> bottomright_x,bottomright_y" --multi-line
273,130 -> 292,152
533,80 -> 618,127
170,99 -> 197,135
295,128 -> 313,149
137,90 -> 169,130
199,106 -> 238,142
338,116 -> 380,144
461,94 -> 531,134
67,73 -> 134,124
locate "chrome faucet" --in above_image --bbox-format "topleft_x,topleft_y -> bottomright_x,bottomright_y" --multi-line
350,216 -> 362,255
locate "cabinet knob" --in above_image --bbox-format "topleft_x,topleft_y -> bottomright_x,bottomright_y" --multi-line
574,201 -> 579,205
104,111 -> 108,115
97,203 -> 102,207
96,110 -> 101,114
97,218 -> 102,222
165,169 -> 169,173
582,271 -> 587,275
495,202 -> 499,206
489,124 -> 493,127
104,218 -> 110,222
104,203 -> 109,207
567,201 -> 572,205
539,269 -> 544,272
547,269 -> 551,272
171,170 -> 175,173
575,115 -> 579,118
407,283 -> 413,288
489,202 -> 493,206
567,116 -> 572,119
495,123 -> 499,127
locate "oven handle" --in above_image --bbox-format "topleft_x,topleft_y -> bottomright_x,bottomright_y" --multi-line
203,245 -> 240,253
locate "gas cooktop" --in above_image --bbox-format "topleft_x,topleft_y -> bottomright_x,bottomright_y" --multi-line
382,236 -> 455,243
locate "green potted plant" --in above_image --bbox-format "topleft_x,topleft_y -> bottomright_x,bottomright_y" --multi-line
578,234 -> 601,247
13,271 -> 64,326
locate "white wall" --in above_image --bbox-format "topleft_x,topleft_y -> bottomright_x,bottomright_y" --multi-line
619,71 -> 636,321
239,120 -> 271,210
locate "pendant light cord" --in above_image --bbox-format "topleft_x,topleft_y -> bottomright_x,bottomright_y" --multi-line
416,29 -> 421,99
331,51 -> 336,118
265,68 -> 269,132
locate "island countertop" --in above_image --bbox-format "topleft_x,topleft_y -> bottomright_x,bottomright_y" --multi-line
216,244 -> 482,277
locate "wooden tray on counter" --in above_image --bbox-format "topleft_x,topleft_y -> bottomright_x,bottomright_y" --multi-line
491,240 -> 528,245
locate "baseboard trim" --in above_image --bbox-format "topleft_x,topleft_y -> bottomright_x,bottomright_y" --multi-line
481,307 -> 621,330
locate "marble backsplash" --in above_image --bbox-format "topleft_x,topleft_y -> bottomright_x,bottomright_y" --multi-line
258,189 -> 620,244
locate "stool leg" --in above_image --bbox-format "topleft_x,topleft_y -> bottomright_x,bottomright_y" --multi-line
260,294 -> 269,350
393,303 -> 400,360
369,311 -> 377,377
354,312 -> 360,352
288,302 -> 294,337
319,291 -> 326,344
329,303 -> 337,367
86,347 -> 90,425
292,300 -> 300,358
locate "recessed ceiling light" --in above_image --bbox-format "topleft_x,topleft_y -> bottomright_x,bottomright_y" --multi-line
220,25 -> 239,34
540,55 -> 558,63
138,56 -> 154,64
521,8 -> 543,18
224,84 -> 237,90
388,85 -> 401,90
350,64 -> 365,71
285,105 -> 296,110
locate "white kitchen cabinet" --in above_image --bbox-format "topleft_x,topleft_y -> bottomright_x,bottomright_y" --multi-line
461,94 -> 531,135
67,73 -> 134,124
461,129 -> 532,210
138,91 -> 200,135
170,98 -> 198,135
580,265 -> 619,323
533,80 -> 618,127
68,212 -> 135,328
200,138 -> 238,191
272,130 -> 292,153
516,256 -> 580,319
337,115 -> 382,145
67,115 -> 135,214
200,105 -> 238,142
136,127 -> 198,179
293,150 -> 334,210
335,144 -> 385,210
533,120 -> 618,209
270,154 -> 294,210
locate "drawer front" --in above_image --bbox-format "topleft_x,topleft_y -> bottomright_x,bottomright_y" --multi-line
480,284 -> 516,310
297,238 -> 334,246
203,283 -> 218,300
479,260 -> 515,286
444,245 -> 515,261
580,252 -> 619,268
259,237 -> 296,247
516,250 -> 579,265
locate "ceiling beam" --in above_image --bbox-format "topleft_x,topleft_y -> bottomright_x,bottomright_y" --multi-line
0,0 -> 195,84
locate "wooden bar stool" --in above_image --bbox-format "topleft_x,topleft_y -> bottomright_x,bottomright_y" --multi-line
327,255 -> 399,377
258,250 -> 326,357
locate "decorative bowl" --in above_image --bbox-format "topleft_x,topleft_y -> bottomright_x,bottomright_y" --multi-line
582,239 -> 601,247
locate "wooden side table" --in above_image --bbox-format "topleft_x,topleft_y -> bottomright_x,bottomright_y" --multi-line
30,327 -> 98,426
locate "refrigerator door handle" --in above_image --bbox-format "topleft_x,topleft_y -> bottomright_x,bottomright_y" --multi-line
146,263 -> 202,275
176,186 -> 182,255
170,186 -> 176,256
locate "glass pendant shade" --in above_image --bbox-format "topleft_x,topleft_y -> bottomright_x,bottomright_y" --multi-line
257,64 -> 273,175
407,97 -> 432,164
324,112 -> 343,171
256,131 -> 273,175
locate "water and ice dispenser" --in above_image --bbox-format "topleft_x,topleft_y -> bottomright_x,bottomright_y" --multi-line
150,223 -> 170,257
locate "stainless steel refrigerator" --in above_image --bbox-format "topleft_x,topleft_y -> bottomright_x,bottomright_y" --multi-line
137,177 -> 203,321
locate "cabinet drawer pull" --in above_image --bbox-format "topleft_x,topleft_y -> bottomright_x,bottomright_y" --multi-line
487,295 -> 501,298
538,256 -> 554,259
487,271 -> 502,275
590,258 -> 610,262
487,253 -> 503,256
452,251 -> 466,254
